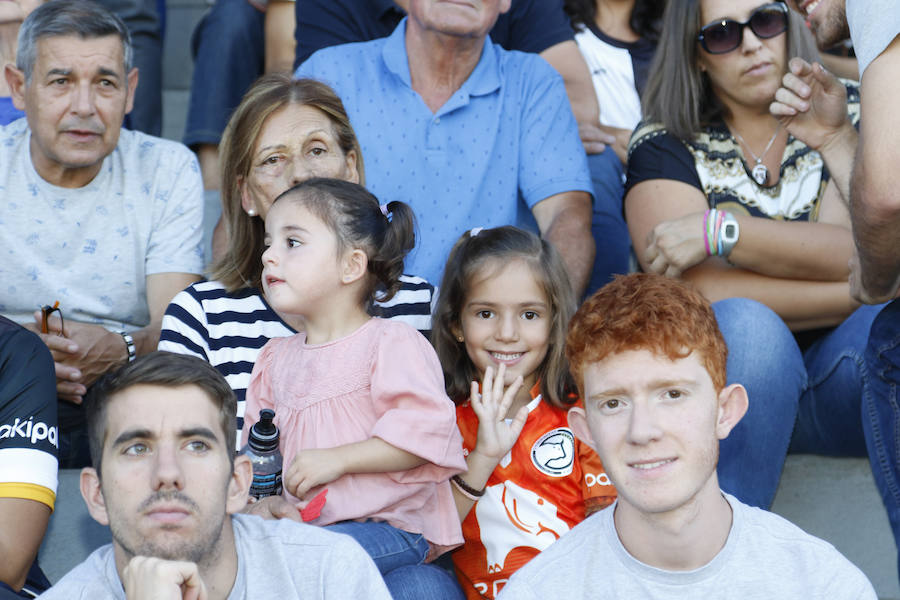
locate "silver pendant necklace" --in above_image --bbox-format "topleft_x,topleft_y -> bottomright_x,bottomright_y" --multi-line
730,125 -> 780,186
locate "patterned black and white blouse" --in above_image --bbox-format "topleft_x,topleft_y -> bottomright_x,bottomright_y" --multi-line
625,82 -> 860,223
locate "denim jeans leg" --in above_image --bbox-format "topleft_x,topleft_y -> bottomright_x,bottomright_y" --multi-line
584,148 -> 630,298
861,299 -> 900,583
789,304 -> 884,456
182,0 -> 265,147
98,0 -> 162,135
713,298 -> 804,509
383,564 -> 466,600
325,520 -> 430,574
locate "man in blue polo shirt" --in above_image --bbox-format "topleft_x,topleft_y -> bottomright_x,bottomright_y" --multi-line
296,0 -> 595,294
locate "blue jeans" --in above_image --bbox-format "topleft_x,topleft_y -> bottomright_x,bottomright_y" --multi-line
713,298 -> 802,509
585,148 -> 631,298
862,299 -> 900,581
98,0 -> 162,136
714,299 -> 886,510
788,302 -> 884,456
326,520 -> 464,599
183,0 -> 264,147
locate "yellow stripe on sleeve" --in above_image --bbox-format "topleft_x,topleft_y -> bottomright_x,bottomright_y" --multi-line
0,482 -> 56,510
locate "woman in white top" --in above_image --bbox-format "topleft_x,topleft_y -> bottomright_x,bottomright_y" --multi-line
564,0 -> 664,296
565,0 -> 664,163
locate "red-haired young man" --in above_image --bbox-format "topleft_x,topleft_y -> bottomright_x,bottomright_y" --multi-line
499,274 -> 875,599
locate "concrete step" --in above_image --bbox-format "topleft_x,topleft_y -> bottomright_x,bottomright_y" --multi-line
162,88 -> 189,143
771,455 -> 899,599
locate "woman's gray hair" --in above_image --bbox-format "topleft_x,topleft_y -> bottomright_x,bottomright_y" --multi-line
16,0 -> 133,83
642,0 -> 820,141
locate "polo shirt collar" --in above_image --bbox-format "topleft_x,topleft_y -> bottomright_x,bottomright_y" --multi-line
382,18 -> 501,101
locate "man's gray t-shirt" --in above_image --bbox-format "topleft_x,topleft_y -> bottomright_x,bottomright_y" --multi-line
0,119 -> 204,331
848,0 -> 900,76
38,514 -> 392,599
498,493 -> 876,599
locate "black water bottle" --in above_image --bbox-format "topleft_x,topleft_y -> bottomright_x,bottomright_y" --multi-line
240,409 -> 283,499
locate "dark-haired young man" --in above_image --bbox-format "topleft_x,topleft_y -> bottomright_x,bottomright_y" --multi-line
39,352 -> 390,599
500,274 -> 875,599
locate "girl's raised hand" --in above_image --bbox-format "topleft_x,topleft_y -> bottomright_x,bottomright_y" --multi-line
469,364 -> 529,464
285,448 -> 346,501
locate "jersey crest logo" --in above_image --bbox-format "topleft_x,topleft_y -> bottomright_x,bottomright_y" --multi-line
475,480 -> 570,573
530,427 -> 575,477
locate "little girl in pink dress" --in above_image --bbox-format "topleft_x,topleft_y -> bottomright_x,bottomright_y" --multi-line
243,178 -> 466,597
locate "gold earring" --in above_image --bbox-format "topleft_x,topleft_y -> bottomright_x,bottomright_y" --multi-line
457,335 -> 464,343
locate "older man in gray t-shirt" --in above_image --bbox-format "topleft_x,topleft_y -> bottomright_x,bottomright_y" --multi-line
1,1 -> 204,413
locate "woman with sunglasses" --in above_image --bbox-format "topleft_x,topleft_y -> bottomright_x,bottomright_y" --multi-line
624,0 -> 884,510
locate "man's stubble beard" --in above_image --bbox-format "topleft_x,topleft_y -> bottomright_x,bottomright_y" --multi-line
815,1 -> 851,50
109,489 -> 229,570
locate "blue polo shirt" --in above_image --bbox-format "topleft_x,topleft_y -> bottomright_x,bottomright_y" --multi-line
296,20 -> 593,284
0,97 -> 24,126
295,0 -> 574,66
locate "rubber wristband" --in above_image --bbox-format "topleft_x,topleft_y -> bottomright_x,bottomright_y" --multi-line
707,209 -> 719,256
451,475 -> 484,500
715,210 -> 726,256
119,331 -> 136,362
703,210 -> 712,257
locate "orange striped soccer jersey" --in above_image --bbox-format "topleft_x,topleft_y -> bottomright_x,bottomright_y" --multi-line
452,386 -> 616,599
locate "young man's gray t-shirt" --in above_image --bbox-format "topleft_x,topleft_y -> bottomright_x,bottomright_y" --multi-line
498,493 -> 876,599
848,0 -> 900,76
38,514 -> 392,599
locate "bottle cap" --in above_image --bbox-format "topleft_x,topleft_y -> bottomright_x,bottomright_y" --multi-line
248,408 -> 280,452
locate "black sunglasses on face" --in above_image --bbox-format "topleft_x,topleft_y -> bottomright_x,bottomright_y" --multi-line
697,2 -> 789,54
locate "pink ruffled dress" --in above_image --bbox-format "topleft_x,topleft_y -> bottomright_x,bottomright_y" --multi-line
243,317 -> 466,556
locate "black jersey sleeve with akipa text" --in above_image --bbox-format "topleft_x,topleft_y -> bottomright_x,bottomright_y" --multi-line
0,316 -> 58,509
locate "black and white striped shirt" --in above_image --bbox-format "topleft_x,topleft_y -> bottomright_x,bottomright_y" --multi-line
158,276 -> 436,440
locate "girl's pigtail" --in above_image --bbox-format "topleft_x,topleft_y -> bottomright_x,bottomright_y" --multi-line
370,200 -> 416,302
